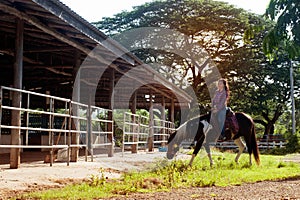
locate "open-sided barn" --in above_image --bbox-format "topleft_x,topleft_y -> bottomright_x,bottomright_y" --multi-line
0,0 -> 192,168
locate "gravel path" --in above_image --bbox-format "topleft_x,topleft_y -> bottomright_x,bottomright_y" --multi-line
0,150 -> 171,199
105,178 -> 300,200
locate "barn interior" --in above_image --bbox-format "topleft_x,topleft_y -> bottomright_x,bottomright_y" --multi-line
0,0 -> 192,168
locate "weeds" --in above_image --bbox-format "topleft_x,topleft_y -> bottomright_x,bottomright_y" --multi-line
89,168 -> 106,186
277,161 -> 287,168
23,152 -> 300,200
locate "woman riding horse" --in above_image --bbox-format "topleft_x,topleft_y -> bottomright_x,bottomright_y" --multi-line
167,111 -> 260,166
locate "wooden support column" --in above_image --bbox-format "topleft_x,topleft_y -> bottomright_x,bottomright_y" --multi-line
70,51 -> 81,162
107,69 -> 114,157
170,99 -> 175,123
131,91 -> 137,153
10,18 -> 23,169
161,96 -> 166,146
148,94 -> 154,152
87,93 -> 93,161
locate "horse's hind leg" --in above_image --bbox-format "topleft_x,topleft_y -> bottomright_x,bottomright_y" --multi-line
234,138 -> 245,163
207,152 -> 213,167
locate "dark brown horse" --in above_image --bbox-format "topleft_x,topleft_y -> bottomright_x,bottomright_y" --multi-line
167,112 -> 260,166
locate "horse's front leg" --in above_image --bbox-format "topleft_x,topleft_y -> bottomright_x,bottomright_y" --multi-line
189,135 -> 205,167
234,138 -> 245,163
189,152 -> 213,167
189,154 -> 196,166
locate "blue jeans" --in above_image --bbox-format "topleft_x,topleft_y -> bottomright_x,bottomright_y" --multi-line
216,107 -> 226,137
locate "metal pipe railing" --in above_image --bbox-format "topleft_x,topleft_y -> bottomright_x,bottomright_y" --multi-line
0,86 -> 113,165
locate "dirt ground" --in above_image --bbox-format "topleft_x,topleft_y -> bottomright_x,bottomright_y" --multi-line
106,179 -> 300,200
0,150 -> 300,200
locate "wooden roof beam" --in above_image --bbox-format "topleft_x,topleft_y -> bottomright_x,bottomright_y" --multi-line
0,1 -> 192,104
24,47 -> 74,53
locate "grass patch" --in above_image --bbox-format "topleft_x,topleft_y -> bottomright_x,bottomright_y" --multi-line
21,152 -> 300,200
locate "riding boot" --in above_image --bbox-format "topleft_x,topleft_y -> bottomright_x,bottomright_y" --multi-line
219,126 -> 226,141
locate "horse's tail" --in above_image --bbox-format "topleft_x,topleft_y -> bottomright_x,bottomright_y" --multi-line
251,126 -> 260,165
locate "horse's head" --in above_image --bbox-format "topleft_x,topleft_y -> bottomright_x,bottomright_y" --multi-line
166,119 -> 212,159
166,130 -> 181,159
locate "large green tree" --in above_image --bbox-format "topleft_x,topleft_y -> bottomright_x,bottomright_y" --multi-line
264,0 -> 300,59
94,0 -> 296,135
231,19 -> 294,136
263,0 -> 300,134
95,0 -> 253,92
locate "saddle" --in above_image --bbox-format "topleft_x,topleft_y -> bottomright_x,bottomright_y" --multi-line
225,107 -> 239,138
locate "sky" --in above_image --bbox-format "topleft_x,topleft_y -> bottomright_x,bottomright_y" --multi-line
60,0 -> 271,23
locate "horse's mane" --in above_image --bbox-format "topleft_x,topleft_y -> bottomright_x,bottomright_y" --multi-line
168,112 -> 212,145
176,112 -> 211,130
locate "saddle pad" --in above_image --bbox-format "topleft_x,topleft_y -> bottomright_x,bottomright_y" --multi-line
225,113 -> 239,133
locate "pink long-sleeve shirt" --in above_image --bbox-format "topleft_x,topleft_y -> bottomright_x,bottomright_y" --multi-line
212,89 -> 228,111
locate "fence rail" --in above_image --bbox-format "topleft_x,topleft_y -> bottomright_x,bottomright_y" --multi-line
181,139 -> 286,150
122,112 -> 148,155
0,86 -> 113,165
153,118 -> 175,145
210,140 -> 286,150
122,112 -> 175,155
0,86 -> 175,164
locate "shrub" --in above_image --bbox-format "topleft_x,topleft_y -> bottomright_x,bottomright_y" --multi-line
285,132 -> 300,153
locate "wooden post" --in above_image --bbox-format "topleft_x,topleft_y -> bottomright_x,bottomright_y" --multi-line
70,51 -> 81,162
0,89 -> 2,143
170,99 -> 175,123
107,69 -> 114,157
49,98 -> 54,167
10,19 -> 23,169
45,91 -> 50,147
131,92 -> 137,153
67,101 -> 71,166
161,96 -> 166,146
24,93 -> 29,146
148,94 -> 154,152
87,102 -> 93,161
